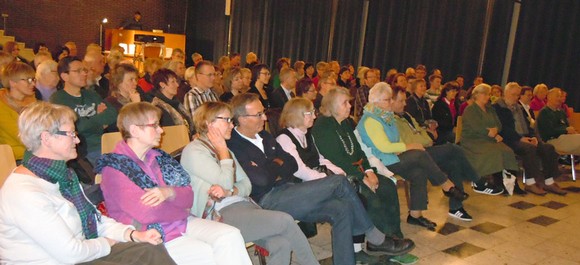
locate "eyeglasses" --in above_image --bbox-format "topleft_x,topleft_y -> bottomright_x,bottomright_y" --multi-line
69,68 -> 89,74
303,109 -> 317,116
20,77 -> 36,84
214,116 -> 233,123
54,130 -> 78,139
241,112 -> 266,118
259,72 -> 271,76
137,123 -> 161,129
197,72 -> 216,77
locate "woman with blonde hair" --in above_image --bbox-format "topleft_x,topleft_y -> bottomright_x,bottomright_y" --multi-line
138,57 -> 163,93
530,83 -> 548,111
181,101 -> 318,265
96,102 -> 252,265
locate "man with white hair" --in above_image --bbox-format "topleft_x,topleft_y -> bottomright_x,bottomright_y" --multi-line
34,60 -> 59,101
493,83 -> 566,195
84,51 -> 109,99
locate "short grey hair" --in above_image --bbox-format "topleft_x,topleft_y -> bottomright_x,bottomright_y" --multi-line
320,86 -> 351,117
472,83 -> 491,99
35,60 -> 58,80
368,82 -> 392,103
504,82 -> 521,93
18,102 -> 77,152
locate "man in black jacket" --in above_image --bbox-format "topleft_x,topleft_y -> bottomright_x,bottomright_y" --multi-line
227,93 -> 415,265
493,82 -> 566,195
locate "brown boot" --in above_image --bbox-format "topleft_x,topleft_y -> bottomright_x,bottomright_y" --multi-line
525,184 -> 547,196
543,183 -> 568,195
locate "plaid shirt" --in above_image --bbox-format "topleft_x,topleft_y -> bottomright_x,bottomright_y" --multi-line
354,85 -> 371,120
184,87 -> 219,117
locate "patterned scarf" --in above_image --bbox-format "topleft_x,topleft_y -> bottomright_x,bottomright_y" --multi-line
95,148 -> 190,242
22,151 -> 100,239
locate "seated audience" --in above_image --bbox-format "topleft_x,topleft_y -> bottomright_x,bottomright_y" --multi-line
34,60 -> 59,101
96,102 -> 251,264
280,97 -> 419,264
138,57 -> 163,93
312,61 -> 328,88
460,84 -> 523,194
354,84 -> 468,229
294,60 -> 305,79
181,102 -> 318,265
213,65 -> 226,96
295,78 -> 318,102
164,60 -> 189,103
33,42 -> 49,55
391,86 -> 500,221
240,67 -> 252,91
50,56 -> 117,166
64,41 -> 78,57
313,73 -> 337,110
32,51 -> 52,69
150,68 -> 194,137
270,68 -> 297,109
245,52 -> 258,68
230,53 -> 242,67
0,62 -> 37,161
184,60 -> 220,117
248,64 -> 273,109
431,81 -> 460,144
0,102 -> 175,265
354,68 -> 380,121
84,51 -> 109,99
490,84 -> 503,104
170,48 -> 185,63
537,88 -> 580,155
3,41 -> 28,64
425,74 -> 442,104
493,82 -> 566,195
304,62 -> 315,80
227,93 -> 415,265
53,45 -> 70,62
405,78 -> 433,128
530,83 -> 548,112
220,67 -> 246,103
191,52 -> 204,66
519,85 -> 535,126
104,63 -> 141,116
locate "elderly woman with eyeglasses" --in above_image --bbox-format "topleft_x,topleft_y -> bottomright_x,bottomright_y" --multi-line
0,102 -> 176,265
95,102 -> 251,265
0,62 -> 37,161
180,101 -> 318,265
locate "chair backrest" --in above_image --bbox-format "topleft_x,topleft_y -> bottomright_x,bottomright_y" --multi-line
569,112 -> 580,132
454,116 -> 463,144
0,145 -> 17,188
101,125 -> 190,155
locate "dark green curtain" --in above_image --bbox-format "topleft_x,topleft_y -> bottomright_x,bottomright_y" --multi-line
185,0 -> 228,64
362,0 -> 488,81
509,0 -> 580,109
481,0 -> 513,84
330,0 -> 364,66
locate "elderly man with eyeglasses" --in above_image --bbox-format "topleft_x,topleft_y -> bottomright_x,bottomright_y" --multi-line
184,60 -> 220,118
50,56 -> 117,166
227,92 -> 415,265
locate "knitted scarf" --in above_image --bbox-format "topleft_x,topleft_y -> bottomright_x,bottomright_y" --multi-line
22,151 -> 100,239
95,148 -> 190,242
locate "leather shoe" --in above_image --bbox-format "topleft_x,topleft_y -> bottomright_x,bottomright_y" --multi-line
367,237 -> 415,256
407,215 -> 436,231
543,183 -> 567,195
524,184 -> 547,196
513,182 -> 528,195
443,186 -> 469,201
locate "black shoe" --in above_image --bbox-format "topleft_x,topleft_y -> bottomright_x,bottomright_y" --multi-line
443,186 -> 469,201
448,207 -> 473,221
367,237 -> 415,256
513,182 -> 528,195
355,251 -> 382,265
472,181 -> 504,195
407,215 -> 436,231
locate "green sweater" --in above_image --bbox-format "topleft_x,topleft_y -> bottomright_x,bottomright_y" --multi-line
50,89 -> 117,153
537,106 -> 569,142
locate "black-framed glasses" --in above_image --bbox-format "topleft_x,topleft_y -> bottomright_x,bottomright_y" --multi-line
54,130 -> 78,139
20,77 -> 36,84
137,123 -> 161,129
68,68 -> 89,74
214,116 -> 233,123
241,112 -> 266,118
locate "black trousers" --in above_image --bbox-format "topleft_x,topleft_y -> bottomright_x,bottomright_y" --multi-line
510,140 -> 559,183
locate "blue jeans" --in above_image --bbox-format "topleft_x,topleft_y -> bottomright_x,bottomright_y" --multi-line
259,175 -> 374,265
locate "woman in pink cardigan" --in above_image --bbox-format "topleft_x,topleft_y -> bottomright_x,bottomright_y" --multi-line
96,102 -> 251,265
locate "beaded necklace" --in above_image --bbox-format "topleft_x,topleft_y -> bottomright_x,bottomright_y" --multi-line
336,131 -> 354,155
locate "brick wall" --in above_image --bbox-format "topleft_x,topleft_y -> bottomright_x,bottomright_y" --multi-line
1,0 -> 187,57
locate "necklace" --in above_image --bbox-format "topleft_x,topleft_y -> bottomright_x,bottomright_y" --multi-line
336,131 -> 354,155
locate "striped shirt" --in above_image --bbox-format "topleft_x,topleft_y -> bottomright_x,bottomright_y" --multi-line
184,87 -> 219,117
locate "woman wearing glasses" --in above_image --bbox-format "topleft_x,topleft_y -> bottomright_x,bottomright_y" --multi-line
248,64 -> 272,109
96,102 -> 252,265
0,62 -> 37,161
0,102 -> 176,265
180,101 -> 318,265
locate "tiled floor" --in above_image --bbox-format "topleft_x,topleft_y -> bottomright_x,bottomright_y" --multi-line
247,166 -> 580,264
